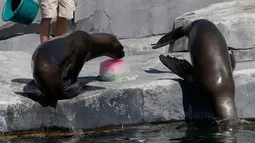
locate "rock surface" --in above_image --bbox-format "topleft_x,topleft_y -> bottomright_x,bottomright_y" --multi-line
0,51 -> 254,133
0,34 -> 40,54
0,0 -> 234,40
0,33 -> 167,55
170,0 -> 255,52
0,33 -> 253,63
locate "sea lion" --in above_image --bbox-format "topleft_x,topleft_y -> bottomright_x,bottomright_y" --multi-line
152,19 -> 238,121
16,30 -> 125,108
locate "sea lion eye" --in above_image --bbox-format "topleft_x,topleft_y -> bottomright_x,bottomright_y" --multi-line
115,43 -> 119,48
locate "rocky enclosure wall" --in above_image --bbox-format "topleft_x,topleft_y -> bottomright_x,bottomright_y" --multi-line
170,0 -> 255,52
0,0 -> 234,40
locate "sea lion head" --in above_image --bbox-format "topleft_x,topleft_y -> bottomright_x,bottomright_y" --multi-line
106,38 -> 125,59
91,33 -> 125,59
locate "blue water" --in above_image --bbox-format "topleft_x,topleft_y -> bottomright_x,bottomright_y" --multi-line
1,122 -> 255,143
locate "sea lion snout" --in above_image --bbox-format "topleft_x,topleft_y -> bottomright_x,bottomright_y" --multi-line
116,50 -> 125,59
105,49 -> 125,59
91,33 -> 125,59
107,41 -> 125,59
113,43 -> 125,59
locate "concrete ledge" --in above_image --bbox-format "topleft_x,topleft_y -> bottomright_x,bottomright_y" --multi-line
0,51 -> 255,133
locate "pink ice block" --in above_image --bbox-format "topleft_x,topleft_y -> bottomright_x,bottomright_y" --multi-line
99,59 -> 130,81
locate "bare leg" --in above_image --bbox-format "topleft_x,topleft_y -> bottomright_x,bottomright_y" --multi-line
55,16 -> 69,36
40,18 -> 52,43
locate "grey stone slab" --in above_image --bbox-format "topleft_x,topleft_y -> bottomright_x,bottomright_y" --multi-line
142,82 -> 185,122
4,88 -> 144,132
0,51 -> 254,133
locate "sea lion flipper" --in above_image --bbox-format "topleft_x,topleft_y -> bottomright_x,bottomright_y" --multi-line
152,26 -> 185,49
11,78 -> 36,86
14,91 -> 57,108
61,81 -> 106,100
159,55 -> 194,82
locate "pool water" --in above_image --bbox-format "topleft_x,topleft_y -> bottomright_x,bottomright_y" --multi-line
1,122 -> 255,143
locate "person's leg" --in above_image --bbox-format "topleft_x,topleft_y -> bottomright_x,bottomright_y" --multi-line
55,17 -> 68,36
40,18 -> 51,42
56,0 -> 75,37
39,0 -> 58,42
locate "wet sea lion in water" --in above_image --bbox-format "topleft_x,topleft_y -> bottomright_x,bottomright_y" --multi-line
152,19 -> 238,121
15,31 -> 125,108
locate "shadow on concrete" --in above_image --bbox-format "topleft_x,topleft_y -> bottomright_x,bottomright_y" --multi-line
143,68 -> 172,74
78,76 -> 101,83
0,20 -> 74,41
0,23 -> 41,40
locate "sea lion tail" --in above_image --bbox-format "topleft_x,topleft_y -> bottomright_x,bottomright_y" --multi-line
61,81 -> 106,100
159,54 -> 194,82
151,26 -> 185,49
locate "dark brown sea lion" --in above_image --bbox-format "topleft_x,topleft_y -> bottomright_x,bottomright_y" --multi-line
15,30 -> 125,108
152,19 -> 238,121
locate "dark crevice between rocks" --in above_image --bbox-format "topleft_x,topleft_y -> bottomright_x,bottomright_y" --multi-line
102,10 -> 113,34
103,11 -> 110,19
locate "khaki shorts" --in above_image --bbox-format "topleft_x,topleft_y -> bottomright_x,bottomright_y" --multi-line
39,0 -> 75,19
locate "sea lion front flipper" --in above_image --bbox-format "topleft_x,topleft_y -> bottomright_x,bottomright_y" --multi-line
159,55 -> 194,83
14,91 -> 57,108
60,81 -> 106,100
11,78 -> 36,86
151,26 -> 185,50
